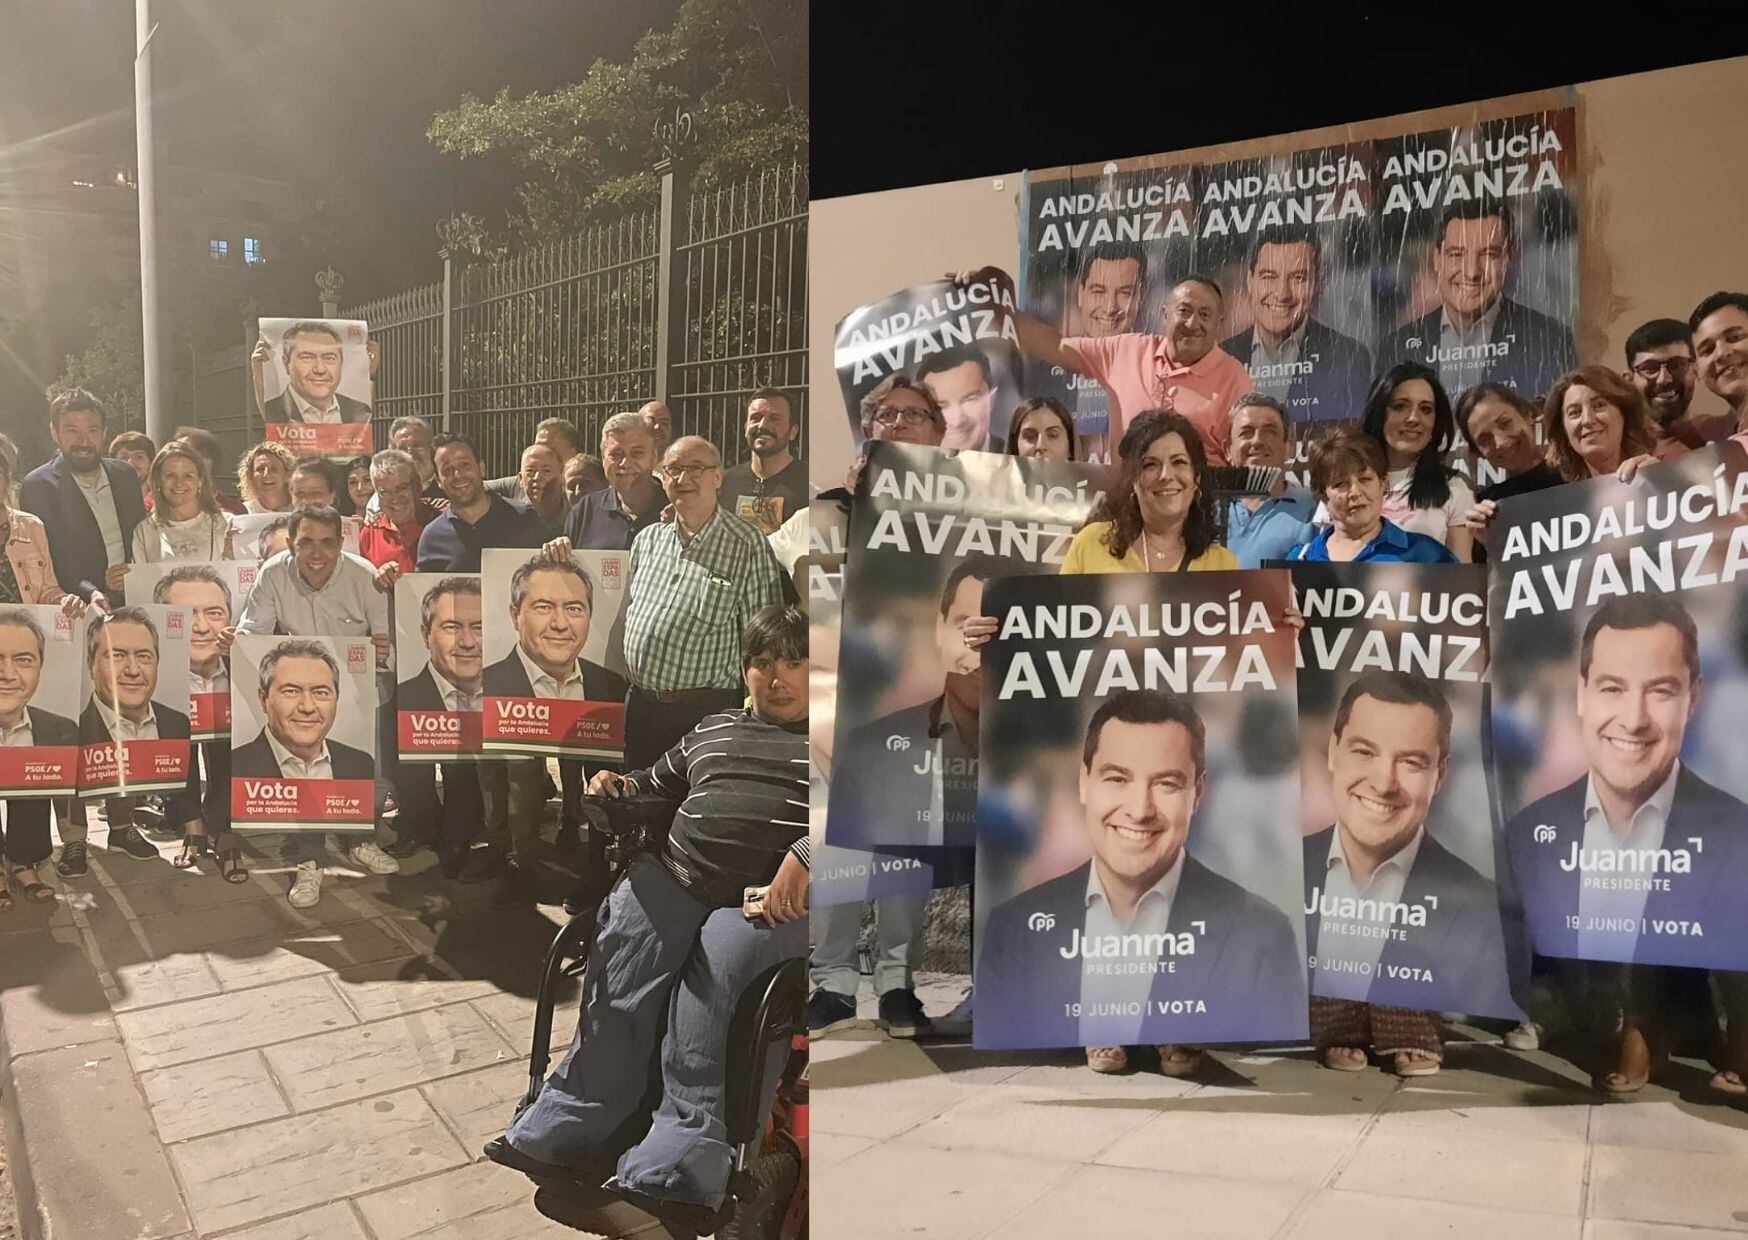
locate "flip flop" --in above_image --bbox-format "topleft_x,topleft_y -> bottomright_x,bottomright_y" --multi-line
1394,1051 -> 1442,1078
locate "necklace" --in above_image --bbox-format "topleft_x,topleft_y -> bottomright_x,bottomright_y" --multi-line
1139,530 -> 1183,572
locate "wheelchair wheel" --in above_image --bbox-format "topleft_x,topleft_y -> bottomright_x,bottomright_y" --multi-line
719,1149 -> 800,1240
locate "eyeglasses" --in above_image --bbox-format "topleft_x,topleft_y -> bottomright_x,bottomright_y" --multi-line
1630,357 -> 1694,380
871,406 -> 932,428
659,462 -> 718,481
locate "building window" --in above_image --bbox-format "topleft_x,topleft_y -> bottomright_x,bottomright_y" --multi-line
244,236 -> 264,265
209,238 -> 229,261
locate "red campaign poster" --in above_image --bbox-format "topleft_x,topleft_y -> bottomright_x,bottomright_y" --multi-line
78,737 -> 191,798
0,747 -> 77,798
230,777 -> 375,830
264,420 -> 373,459
190,692 -> 231,740
481,695 -> 626,760
397,708 -> 484,759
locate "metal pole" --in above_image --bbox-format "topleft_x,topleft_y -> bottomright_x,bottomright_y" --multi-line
440,252 -> 454,433
134,0 -> 169,443
652,158 -> 677,405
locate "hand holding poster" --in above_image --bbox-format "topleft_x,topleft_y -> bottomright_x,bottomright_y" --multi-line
78,605 -> 194,797
395,572 -> 485,762
0,605 -> 81,798
230,634 -> 376,830
1491,444 -> 1748,970
480,548 -> 629,760
1290,561 -> 1517,1018
974,570 -> 1308,1051
124,561 -> 258,741
255,317 -> 374,459
833,274 -> 1024,451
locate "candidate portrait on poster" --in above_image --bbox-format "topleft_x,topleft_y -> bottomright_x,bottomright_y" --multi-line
231,636 -> 375,780
0,606 -> 81,797
256,318 -> 372,424
78,605 -> 194,797
127,561 -> 257,741
395,573 -> 485,761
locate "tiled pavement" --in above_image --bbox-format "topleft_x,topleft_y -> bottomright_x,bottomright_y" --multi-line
813,973 -> 1748,1240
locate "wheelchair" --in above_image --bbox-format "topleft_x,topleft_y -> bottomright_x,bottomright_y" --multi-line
485,794 -> 809,1240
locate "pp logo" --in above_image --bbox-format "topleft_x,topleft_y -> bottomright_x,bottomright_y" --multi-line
346,643 -> 368,671
1027,912 -> 1056,933
1533,824 -> 1557,844
1406,336 -> 1424,351
884,735 -> 911,752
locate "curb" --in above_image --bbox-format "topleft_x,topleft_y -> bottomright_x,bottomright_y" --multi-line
0,1005 -> 44,1240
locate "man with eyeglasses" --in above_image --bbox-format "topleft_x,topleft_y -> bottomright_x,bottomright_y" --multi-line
1624,319 -> 1733,460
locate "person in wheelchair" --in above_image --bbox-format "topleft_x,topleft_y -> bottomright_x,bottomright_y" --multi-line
496,604 -> 810,1227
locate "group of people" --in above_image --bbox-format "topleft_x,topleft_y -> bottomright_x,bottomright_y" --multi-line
812,271 -> 1748,1112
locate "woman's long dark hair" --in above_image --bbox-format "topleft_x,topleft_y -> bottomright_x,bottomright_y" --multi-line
1003,396 -> 1079,460
1091,409 -> 1217,565
1358,361 -> 1457,510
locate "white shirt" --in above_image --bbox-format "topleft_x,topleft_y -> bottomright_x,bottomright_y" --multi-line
74,467 -> 127,567
265,727 -> 333,779
1577,761 -> 1680,959
1437,298 -> 1505,394
95,697 -> 160,742
0,713 -> 33,747
1077,849 -> 1187,1047
290,389 -> 343,424
132,510 -> 231,563
1313,825 -> 1426,999
238,551 -> 387,642
427,664 -> 479,712
191,666 -> 230,696
516,645 -> 585,700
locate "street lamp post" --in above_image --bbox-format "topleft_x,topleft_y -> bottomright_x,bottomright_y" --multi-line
134,0 -> 170,443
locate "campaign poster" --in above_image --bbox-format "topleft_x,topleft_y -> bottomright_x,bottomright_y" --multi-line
230,634 -> 376,831
229,511 -> 360,563
124,560 -> 258,741
1196,144 -> 1376,426
1373,108 -> 1579,402
0,605 -> 82,798
826,443 -> 1108,868
394,572 -> 485,763
78,604 -> 195,798
479,549 -> 629,761
1016,166 -> 1197,439
973,570 -> 1308,1051
807,497 -> 940,907
1291,561 -> 1517,1018
256,316 -> 374,459
1490,443 -> 1748,970
833,275 -> 1024,452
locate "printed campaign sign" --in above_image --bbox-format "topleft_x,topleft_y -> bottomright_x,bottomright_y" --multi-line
77,604 -> 194,797
1490,442 -> 1748,969
256,317 -> 374,458
230,634 -> 377,831
480,549 -> 629,760
833,274 -> 1025,452
0,605 -> 82,798
124,560 -> 258,741
229,511 -> 360,562
394,572 -> 485,763
1290,561 -> 1517,1018
974,570 -> 1308,1051
826,443 -> 1108,876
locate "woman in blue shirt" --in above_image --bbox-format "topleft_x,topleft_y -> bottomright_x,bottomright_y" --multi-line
1293,429 -> 1457,565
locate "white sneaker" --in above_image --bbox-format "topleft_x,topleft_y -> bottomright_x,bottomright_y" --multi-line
288,860 -> 324,908
348,841 -> 400,875
1503,1020 -> 1543,1052
929,989 -> 973,1038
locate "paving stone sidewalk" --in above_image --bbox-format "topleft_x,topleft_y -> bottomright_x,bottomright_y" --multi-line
0,827 -> 597,1240
814,973 -> 1748,1240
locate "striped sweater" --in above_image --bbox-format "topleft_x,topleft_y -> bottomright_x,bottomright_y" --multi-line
625,708 -> 810,890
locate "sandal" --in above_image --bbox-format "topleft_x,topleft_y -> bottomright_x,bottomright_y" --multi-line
1322,1046 -> 1369,1072
9,866 -> 54,904
1157,1044 -> 1207,1079
1393,1050 -> 1443,1078
173,833 -> 209,871
1085,1046 -> 1129,1074
217,849 -> 249,885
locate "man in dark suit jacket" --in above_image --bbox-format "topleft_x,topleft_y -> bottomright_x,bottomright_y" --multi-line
234,638 -> 375,780
973,688 -> 1305,1051
23,706 -> 78,748
79,605 -> 199,814
232,728 -> 375,780
19,390 -> 147,602
260,388 -> 372,425
1222,319 -> 1374,423
481,646 -> 627,704
1377,200 -> 1576,399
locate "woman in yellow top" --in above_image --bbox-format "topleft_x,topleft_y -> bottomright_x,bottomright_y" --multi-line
1061,409 -> 1238,575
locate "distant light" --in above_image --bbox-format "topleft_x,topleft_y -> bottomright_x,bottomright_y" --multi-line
71,179 -> 95,189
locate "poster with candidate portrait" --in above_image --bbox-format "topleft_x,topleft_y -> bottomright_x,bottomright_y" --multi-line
1290,561 -> 1517,1018
1196,143 -> 1377,426
807,497 -> 941,908
826,443 -> 1108,873
1018,165 -> 1197,438
1373,108 -> 1579,401
974,570 -> 1307,1051
1490,442 -> 1748,970
479,549 -> 630,760
256,316 -> 374,459
395,573 -> 485,763
0,605 -> 83,798
124,560 -> 259,742
230,634 -> 376,831
833,275 -> 1025,452
77,604 -> 195,798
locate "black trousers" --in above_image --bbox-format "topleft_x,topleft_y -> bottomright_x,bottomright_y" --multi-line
0,800 -> 55,867
622,688 -> 741,772
399,762 -> 485,854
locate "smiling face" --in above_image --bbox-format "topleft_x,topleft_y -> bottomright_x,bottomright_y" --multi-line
1578,623 -> 1696,812
1434,214 -> 1510,323
159,454 -> 204,519
374,469 -> 417,527
1075,256 -> 1144,337
292,517 -> 342,590
249,451 -> 290,508
1464,394 -> 1541,475
512,567 -> 590,679
1229,404 -> 1288,470
1382,378 -> 1437,468
1328,695 -> 1446,861
284,329 -> 344,405
347,464 -> 374,511
262,654 -> 338,759
434,442 -> 484,509
0,623 -> 43,724
91,621 -> 157,716
1247,241 -> 1317,340
1560,384 -> 1627,475
1628,342 -> 1697,426
291,466 -> 336,508
601,426 -> 656,496
922,360 -> 996,450
1133,430 -> 1197,532
162,580 -> 230,676
52,409 -> 105,474
1695,304 -> 1748,412
519,444 -> 562,508
1162,281 -> 1223,365
425,590 -> 483,694
744,396 -> 795,459
1080,719 -> 1203,896
659,438 -> 723,513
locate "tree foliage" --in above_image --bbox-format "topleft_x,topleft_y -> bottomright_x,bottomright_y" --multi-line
53,287 -> 146,431
427,0 -> 806,241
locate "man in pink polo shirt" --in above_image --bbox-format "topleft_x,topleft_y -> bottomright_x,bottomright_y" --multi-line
958,266 -> 1249,464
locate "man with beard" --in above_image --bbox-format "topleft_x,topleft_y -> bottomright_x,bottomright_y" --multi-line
395,576 -> 487,870
1220,394 -> 1315,567
20,389 -> 147,605
256,322 -> 371,423
1069,240 -> 1146,338
565,413 -> 666,551
80,608 -> 199,844
1624,319 -> 1733,459
718,388 -> 808,535
1220,223 -> 1372,421
1691,292 -> 1748,441
917,347 -> 1000,452
479,555 -> 626,905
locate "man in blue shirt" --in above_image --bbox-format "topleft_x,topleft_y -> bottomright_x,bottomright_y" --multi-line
564,412 -> 665,551
1222,394 -> 1315,567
